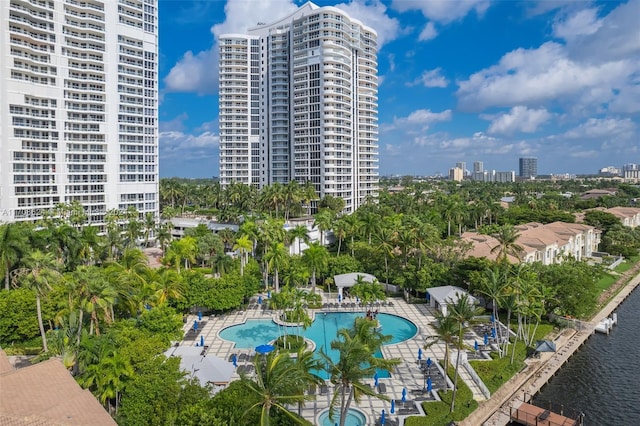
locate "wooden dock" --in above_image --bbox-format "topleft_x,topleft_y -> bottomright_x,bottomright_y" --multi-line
510,402 -> 581,426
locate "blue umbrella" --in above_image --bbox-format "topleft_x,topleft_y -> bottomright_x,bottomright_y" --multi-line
200,335 -> 205,347
381,409 -> 386,425
474,340 -> 478,351
490,313 -> 495,323
390,399 -> 395,414
356,296 -> 359,303
427,377 -> 432,392
255,344 -> 275,354
338,293 -> 342,303
232,354 -> 238,367
198,311 -> 202,321
417,348 -> 423,361
267,290 -> 271,299
193,320 -> 198,331
426,292 -> 430,302
374,372 -> 379,387
484,333 -> 489,345
401,388 -> 407,402
426,357 -> 432,368
258,295 -> 263,305
491,327 -> 496,339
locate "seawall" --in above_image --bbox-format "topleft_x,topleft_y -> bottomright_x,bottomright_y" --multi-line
460,268 -> 640,426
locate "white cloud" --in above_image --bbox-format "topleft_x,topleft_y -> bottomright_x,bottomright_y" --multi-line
418,22 -> 438,41
487,106 -> 552,135
163,50 -> 218,95
159,130 -> 219,161
391,0 -> 490,24
386,109 -> 452,131
210,0 -> 298,38
552,7 -> 602,41
562,117 -> 636,140
408,68 -> 449,88
456,41 -> 632,112
335,0 -> 401,47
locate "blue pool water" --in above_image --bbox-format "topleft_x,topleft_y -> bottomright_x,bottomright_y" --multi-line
317,408 -> 367,426
219,312 -> 417,378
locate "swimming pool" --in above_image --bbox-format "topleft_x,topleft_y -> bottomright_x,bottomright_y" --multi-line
219,312 -> 417,378
317,408 -> 367,426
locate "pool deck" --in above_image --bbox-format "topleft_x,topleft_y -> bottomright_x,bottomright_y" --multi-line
181,294 -> 489,425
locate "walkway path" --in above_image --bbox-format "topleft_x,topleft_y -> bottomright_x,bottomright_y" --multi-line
178,293 -> 488,425
461,268 -> 640,426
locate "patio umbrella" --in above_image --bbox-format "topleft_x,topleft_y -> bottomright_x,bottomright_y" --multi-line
255,344 -> 275,354
381,409 -> 386,425
374,372 -> 379,387
417,348 -> 423,361
232,353 -> 237,367
258,295 -> 263,305
198,311 -> 203,321
356,296 -> 359,303
390,399 -> 395,414
338,293 -> 342,303
490,313 -> 494,322
474,340 -> 478,351
426,357 -> 432,368
427,377 -> 432,392
200,335 -> 205,347
401,388 -> 407,402
484,333 -> 489,345
491,327 -> 496,339
267,290 -> 271,299
193,320 -> 198,331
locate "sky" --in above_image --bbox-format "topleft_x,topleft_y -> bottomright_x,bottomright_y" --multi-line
158,0 -> 640,178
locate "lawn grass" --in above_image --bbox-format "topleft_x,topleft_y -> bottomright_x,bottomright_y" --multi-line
404,366 -> 478,426
613,256 -> 640,274
596,273 -> 617,293
469,323 -> 554,394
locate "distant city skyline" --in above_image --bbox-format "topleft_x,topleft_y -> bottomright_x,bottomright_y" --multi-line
158,0 -> 639,178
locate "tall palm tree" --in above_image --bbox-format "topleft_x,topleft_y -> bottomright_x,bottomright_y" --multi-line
0,222 -> 29,290
293,348 -> 324,416
147,267 -> 184,306
155,221 -> 173,253
448,293 -> 483,413
264,242 -> 289,293
476,266 -> 507,358
302,242 -> 329,293
77,266 -> 116,336
233,235 -> 253,276
164,236 -> 197,272
321,318 -> 400,426
491,224 -> 524,263
240,351 -> 309,426
313,210 -> 334,246
424,310 -> 457,383
288,225 -> 309,255
14,250 -> 61,352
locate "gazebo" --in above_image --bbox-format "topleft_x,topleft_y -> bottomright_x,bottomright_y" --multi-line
426,286 -> 476,316
333,272 -> 377,299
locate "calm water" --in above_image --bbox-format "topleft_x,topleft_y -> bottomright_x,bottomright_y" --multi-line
533,286 -> 640,425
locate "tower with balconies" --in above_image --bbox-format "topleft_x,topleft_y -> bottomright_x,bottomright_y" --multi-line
219,2 -> 379,214
0,0 -> 159,224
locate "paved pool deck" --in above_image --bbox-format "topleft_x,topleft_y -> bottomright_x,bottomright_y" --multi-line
180,293 -> 489,425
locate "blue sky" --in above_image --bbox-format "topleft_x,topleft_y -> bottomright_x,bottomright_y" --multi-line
158,0 -> 640,178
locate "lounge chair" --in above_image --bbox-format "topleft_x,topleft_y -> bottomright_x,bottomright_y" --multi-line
228,354 -> 237,362
378,382 -> 387,394
387,301 -> 394,307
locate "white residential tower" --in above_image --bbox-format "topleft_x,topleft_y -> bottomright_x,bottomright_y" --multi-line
218,1 -> 379,214
0,0 -> 159,224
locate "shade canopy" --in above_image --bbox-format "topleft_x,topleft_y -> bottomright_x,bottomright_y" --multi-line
165,346 -> 234,386
535,340 -> 557,353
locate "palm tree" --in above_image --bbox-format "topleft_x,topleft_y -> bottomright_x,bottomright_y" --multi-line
359,211 -> 380,244
321,318 -> 400,426
147,267 -> 184,306
13,250 -> 61,352
476,266 -> 507,358
302,242 -> 329,293
288,225 -> 309,255
313,210 -> 334,246
77,266 -> 116,336
239,351 -> 309,425
0,222 -> 29,290
448,293 -> 483,412
264,242 -> 289,293
233,235 -> 253,276
424,310 -> 457,383
143,212 -> 157,248
78,349 -> 134,414
491,224 -> 524,263
155,222 -> 173,253
373,228 -> 396,286
293,348 -> 324,416
164,236 -> 197,272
